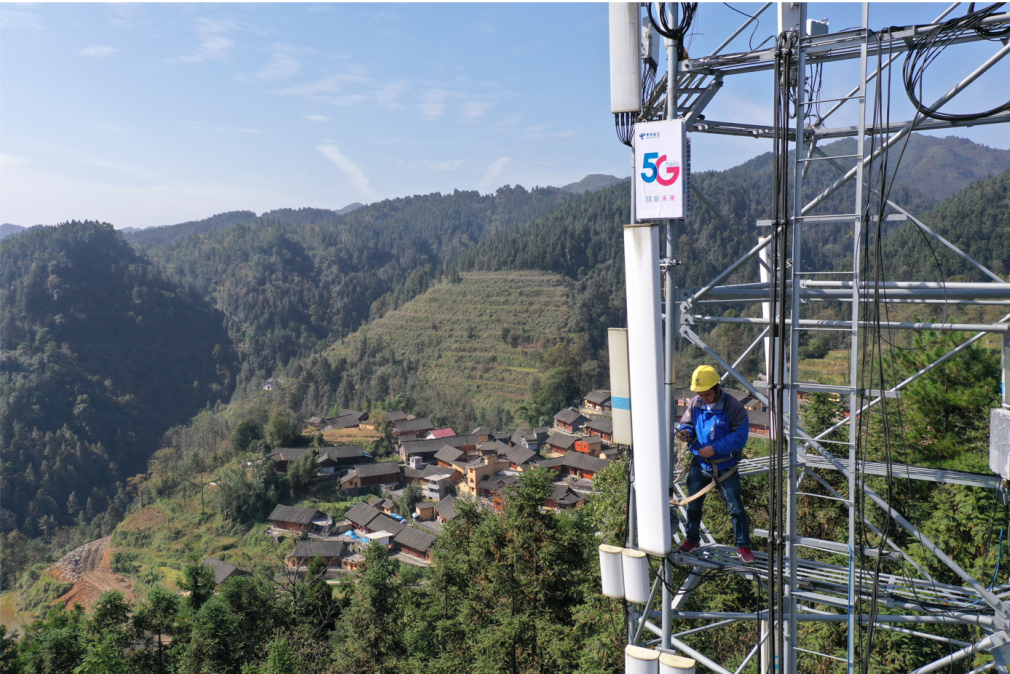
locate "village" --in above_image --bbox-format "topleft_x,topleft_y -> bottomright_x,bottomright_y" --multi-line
201,385 -> 777,580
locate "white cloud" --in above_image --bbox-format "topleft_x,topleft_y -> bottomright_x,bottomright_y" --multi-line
84,158 -> 152,178
255,49 -> 302,83
186,124 -> 266,134
0,153 -> 28,166
80,45 -> 118,57
524,124 -> 576,140
171,18 -> 236,64
419,89 -> 449,120
460,100 -> 491,120
317,145 -> 376,199
303,115 -> 329,123
274,72 -> 372,98
478,157 -> 510,193
0,9 -> 44,31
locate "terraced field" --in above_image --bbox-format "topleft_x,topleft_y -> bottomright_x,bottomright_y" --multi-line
333,271 -> 574,407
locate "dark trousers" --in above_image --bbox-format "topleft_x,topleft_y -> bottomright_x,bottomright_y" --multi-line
684,458 -> 751,548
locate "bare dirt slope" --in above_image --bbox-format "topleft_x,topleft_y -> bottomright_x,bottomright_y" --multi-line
51,536 -> 134,610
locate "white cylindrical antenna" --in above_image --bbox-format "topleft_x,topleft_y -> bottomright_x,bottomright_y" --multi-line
625,645 -> 660,674
599,544 -> 626,598
624,224 -> 671,555
621,548 -> 650,603
659,654 -> 697,674
608,328 -> 632,445
610,3 -> 641,113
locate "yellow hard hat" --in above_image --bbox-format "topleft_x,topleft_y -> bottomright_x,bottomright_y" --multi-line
690,365 -> 720,392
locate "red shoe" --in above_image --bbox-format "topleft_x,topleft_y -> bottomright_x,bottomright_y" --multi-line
738,547 -> 756,563
679,540 -> 699,554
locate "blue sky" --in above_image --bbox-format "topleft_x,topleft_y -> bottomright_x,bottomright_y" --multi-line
2,2 -> 1008,229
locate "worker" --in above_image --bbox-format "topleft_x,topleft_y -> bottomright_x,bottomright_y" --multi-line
675,364 -> 755,563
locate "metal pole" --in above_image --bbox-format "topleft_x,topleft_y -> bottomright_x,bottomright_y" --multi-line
627,76 -> 638,647
785,9 -> 807,672
909,633 -> 1002,674
720,326 -> 770,383
885,201 -> 1007,284
688,315 -> 1010,333
662,8 -> 678,651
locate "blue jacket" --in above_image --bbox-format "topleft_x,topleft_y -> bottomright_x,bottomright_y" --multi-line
677,390 -> 749,472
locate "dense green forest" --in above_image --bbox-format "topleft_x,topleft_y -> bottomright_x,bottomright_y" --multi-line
142,186 -> 572,394
883,168 -> 1010,282
0,222 -> 237,538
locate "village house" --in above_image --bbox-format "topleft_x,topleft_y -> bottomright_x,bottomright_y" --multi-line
402,461 -> 460,494
399,434 -> 480,462
435,495 -> 458,524
386,410 -> 409,425
344,502 -> 382,531
545,484 -> 588,511
581,390 -> 612,415
268,504 -> 333,535
414,502 -> 437,521
422,473 -> 453,501
574,435 -> 606,455
554,408 -> 588,433
540,452 -> 611,481
584,417 -> 614,443
392,417 -> 435,439
203,558 -> 250,586
544,433 -> 577,456
367,495 -> 397,514
362,513 -> 406,537
393,527 -> 437,563
456,455 -> 512,497
425,427 -> 456,440
306,416 -> 324,428
268,447 -> 316,473
286,540 -> 347,569
340,461 -> 402,489
486,474 -> 521,510
501,445 -> 543,471
322,410 -> 369,431
476,440 -> 511,457
317,445 -> 373,474
748,409 -> 771,437
510,428 -> 549,451
470,426 -> 494,442
434,445 -> 465,467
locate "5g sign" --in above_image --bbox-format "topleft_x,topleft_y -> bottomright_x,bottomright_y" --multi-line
635,119 -> 685,220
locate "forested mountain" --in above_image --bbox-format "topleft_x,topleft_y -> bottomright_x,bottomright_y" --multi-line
123,210 -> 257,249
0,222 -> 237,537
145,186 -> 572,393
561,174 -> 625,194
0,224 -> 25,240
883,168 -> 1010,282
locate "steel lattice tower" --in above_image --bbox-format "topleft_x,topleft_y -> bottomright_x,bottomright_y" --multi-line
613,3 -> 1010,673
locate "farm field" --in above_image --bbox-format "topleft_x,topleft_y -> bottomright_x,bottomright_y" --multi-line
330,271 -> 574,409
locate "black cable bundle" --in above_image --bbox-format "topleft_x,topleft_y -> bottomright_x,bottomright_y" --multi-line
766,29 -> 795,674
903,2 -> 1010,122
615,112 -> 636,147
647,2 -> 698,43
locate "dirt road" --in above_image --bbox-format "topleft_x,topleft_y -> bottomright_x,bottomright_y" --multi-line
51,536 -> 134,610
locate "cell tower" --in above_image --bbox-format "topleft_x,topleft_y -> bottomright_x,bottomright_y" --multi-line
607,3 -> 1010,673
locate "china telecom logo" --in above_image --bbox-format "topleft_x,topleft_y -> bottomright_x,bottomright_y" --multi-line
640,152 -> 680,186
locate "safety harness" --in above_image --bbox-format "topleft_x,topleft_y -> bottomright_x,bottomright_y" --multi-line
669,452 -> 740,507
